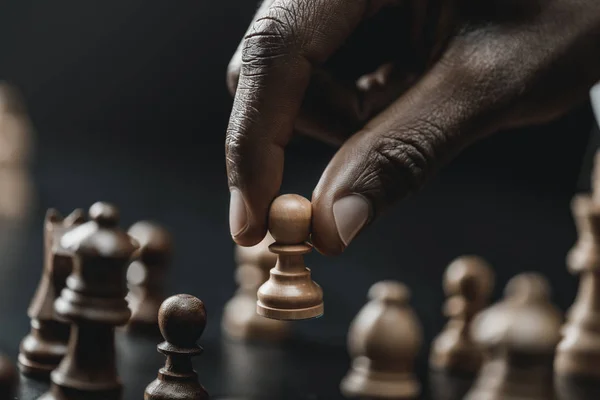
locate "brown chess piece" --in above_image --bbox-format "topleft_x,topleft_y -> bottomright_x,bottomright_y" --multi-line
125,221 -> 172,335
0,354 -> 18,399
430,255 -> 494,374
144,294 -> 209,400
39,202 -> 138,400
555,183 -> 600,379
256,194 -> 324,320
19,209 -> 85,379
223,232 -> 290,341
340,281 -> 422,399
464,273 -> 562,400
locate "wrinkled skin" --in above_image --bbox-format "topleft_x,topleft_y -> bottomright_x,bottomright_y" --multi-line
225,0 -> 600,256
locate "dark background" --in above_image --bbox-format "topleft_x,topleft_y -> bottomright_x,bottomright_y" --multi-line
0,0 -> 598,368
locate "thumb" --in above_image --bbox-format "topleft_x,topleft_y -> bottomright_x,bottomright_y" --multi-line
311,42 -> 506,256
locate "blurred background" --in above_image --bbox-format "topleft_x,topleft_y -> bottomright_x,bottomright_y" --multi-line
0,0 -> 598,363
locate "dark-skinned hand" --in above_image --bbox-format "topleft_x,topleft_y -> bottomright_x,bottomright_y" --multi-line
225,0 -> 600,255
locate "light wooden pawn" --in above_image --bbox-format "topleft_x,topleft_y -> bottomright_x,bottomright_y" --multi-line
257,194 -> 324,320
430,255 -> 494,374
464,273 -> 562,400
341,281 -> 422,399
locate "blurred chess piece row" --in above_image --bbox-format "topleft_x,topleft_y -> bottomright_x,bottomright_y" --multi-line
554,150 -> 600,399
0,82 -> 35,220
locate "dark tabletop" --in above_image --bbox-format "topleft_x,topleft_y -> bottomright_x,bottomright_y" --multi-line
0,120 -> 595,399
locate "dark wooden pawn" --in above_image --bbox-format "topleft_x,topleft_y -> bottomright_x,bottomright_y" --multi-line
125,221 -> 172,336
144,294 -> 209,400
39,202 -> 138,400
19,209 -> 85,378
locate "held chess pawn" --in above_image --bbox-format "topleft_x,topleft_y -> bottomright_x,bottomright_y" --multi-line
341,281 -> 423,399
144,294 -> 209,400
555,194 -> 600,379
464,273 -> 562,400
430,255 -> 494,374
19,209 -> 85,378
257,194 -> 324,321
125,221 -> 172,335
40,202 -> 138,400
223,233 -> 290,341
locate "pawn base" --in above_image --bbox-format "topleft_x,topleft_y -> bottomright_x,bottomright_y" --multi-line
38,384 -> 121,400
340,367 -> 420,399
145,377 -> 209,400
256,301 -> 323,321
17,353 -> 56,380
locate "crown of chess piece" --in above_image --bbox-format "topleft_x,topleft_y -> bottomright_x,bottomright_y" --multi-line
125,221 -> 172,336
0,82 -> 33,167
256,194 -> 324,320
18,209 -> 86,379
39,202 -> 138,400
555,165 -> 600,380
0,354 -> 18,399
341,281 -> 423,399
144,294 -> 209,400
464,273 -> 562,400
430,255 -> 494,375
223,232 -> 290,341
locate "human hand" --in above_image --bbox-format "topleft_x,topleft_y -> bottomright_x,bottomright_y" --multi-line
226,0 -> 600,255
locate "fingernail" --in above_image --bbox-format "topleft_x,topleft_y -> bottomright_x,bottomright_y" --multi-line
333,194 -> 370,247
229,188 -> 248,237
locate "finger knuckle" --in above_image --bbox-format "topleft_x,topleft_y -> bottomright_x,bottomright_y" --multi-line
357,122 -> 445,204
241,7 -> 296,69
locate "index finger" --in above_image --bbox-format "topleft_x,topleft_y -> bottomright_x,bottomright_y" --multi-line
226,0 -> 371,246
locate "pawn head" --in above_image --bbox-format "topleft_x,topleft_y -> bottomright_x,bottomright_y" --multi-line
504,272 -> 550,304
89,202 -> 119,227
368,280 -> 410,304
159,294 -> 207,348
268,194 -> 312,245
444,255 -> 494,302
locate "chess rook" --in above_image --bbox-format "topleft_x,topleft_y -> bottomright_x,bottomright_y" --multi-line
256,194 -> 324,320
464,273 -> 562,400
144,294 -> 209,400
555,193 -> 600,379
430,255 -> 494,374
19,209 -> 85,378
223,233 -> 290,341
341,281 -> 422,399
126,221 -> 172,335
39,202 -> 137,400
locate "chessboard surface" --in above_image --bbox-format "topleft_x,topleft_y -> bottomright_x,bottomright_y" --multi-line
0,118 -> 595,399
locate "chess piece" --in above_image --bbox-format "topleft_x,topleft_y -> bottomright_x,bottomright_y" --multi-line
430,255 -> 494,374
223,232 -> 290,341
464,273 -> 562,400
0,354 -> 18,399
0,82 -> 33,167
39,202 -> 138,400
144,294 -> 209,400
256,194 -> 324,320
125,221 -> 172,335
19,209 -> 85,378
340,281 -> 422,399
555,189 -> 600,379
